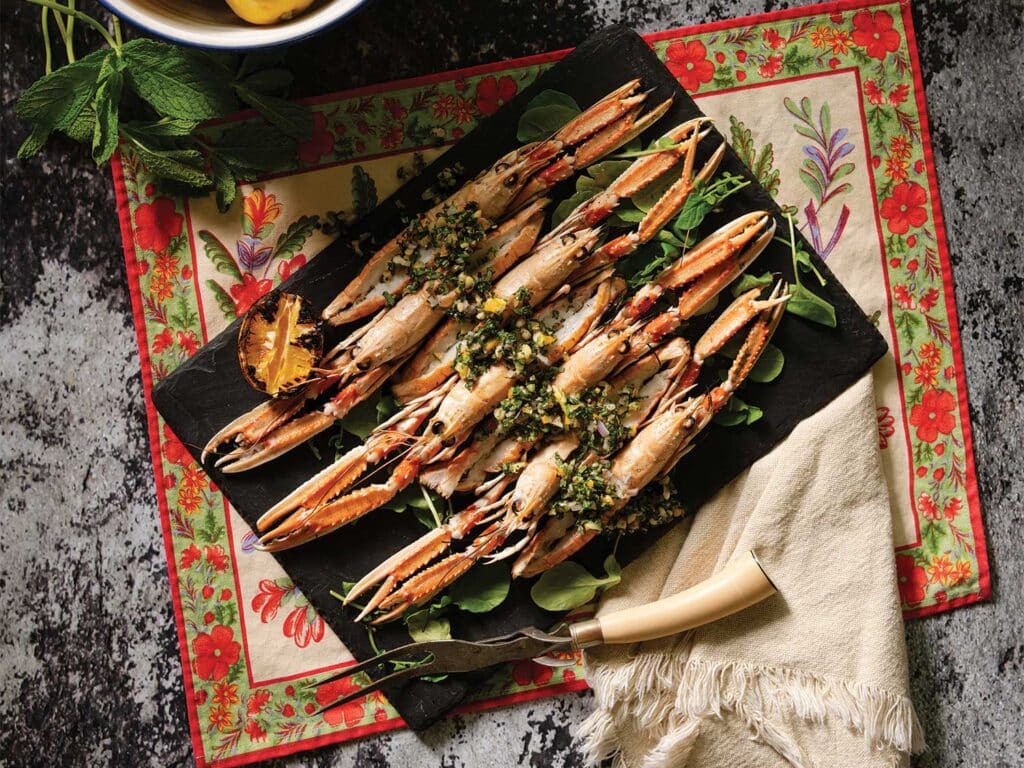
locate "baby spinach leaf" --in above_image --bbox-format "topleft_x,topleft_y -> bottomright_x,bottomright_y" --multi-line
449,564 -> 510,613
787,282 -> 837,328
405,609 -> 451,642
713,396 -> 763,427
731,271 -> 774,297
530,554 -> 621,612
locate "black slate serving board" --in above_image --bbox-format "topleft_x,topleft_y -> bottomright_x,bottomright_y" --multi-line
153,26 -> 887,730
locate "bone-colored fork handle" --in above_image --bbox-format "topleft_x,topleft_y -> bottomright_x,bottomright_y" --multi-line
569,550 -> 777,648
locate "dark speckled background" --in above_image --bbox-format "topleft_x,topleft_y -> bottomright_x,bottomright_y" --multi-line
2,1 -> 1022,766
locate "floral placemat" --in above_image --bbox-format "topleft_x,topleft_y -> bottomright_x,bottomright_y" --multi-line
110,0 -> 988,765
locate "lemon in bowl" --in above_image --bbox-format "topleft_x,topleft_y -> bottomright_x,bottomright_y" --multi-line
98,0 -> 370,49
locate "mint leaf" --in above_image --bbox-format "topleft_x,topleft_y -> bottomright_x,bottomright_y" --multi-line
92,58 -> 125,165
126,140 -> 211,187
17,125 -> 50,159
235,84 -> 312,141
211,157 -> 238,212
449,564 -> 510,613
126,117 -> 201,138
16,50 -> 106,131
123,39 -> 238,120
213,121 -> 294,176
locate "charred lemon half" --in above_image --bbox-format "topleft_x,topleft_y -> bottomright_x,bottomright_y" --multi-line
238,291 -> 323,397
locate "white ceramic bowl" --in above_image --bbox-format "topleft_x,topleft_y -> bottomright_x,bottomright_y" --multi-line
99,0 -> 369,50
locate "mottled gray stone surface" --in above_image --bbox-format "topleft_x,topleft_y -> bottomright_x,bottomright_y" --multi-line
1,1 -> 1022,766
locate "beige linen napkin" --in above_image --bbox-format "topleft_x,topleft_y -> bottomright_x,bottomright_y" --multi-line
578,375 -> 925,768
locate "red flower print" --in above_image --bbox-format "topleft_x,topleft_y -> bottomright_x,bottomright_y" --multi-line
374,707 -> 388,723
927,554 -> 954,586
454,77 -> 468,92
919,342 -> 942,367
757,54 -> 784,79
828,57 -> 840,69
881,181 -> 928,235
205,544 -> 229,572
432,93 -> 456,120
917,493 -> 939,521
906,258 -> 919,272
252,579 -> 289,623
736,70 -> 746,82
714,51 -> 725,64
944,365 -> 955,380
247,689 -> 271,716
884,156 -> 909,182
282,703 -> 295,717
952,559 -> 972,585
828,29 -> 852,55
665,40 -> 715,92
383,96 -> 407,121
163,473 -> 176,490
135,198 -> 183,253
888,83 -> 910,106
181,543 -> 201,569
176,330 -> 200,357
511,659 -> 554,687
153,328 -> 174,354
877,406 -> 895,449
181,265 -> 193,281
213,681 -> 240,706
149,274 -> 175,303
890,134 -> 912,160
909,388 -> 956,442
283,605 -> 326,648
864,79 -> 885,105
278,254 -> 307,282
896,554 -> 928,605
762,28 -> 785,49
943,497 -> 962,522
809,26 -> 833,49
208,705 -> 233,732
919,288 -> 939,312
194,689 -> 207,706
564,669 -> 576,683
154,253 -> 180,280
914,159 -> 925,174
316,676 -> 365,727
934,443 -> 945,456
202,585 -> 215,600
177,486 -> 202,515
244,719 -> 267,742
736,50 -> 747,63
298,112 -> 334,165
852,10 -> 901,61
229,273 -> 273,315
380,122 -> 404,149
181,464 -> 208,493
913,362 -> 938,389
475,75 -> 518,116
453,97 -> 475,124
893,284 -> 915,309
162,423 -> 192,466
193,624 -> 241,681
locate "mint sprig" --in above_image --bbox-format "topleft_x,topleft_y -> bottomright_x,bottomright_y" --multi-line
17,0 -> 313,211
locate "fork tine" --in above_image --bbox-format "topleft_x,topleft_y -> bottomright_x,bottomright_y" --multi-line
302,643 -> 434,691
310,663 -> 432,716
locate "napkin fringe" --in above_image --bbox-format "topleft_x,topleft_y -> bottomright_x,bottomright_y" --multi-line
578,653 -> 924,767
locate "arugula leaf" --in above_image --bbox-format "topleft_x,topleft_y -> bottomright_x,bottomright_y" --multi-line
351,166 -> 377,219
91,57 -> 125,165
123,39 -> 238,121
449,564 -> 510,613
787,282 -> 837,327
530,554 -> 621,612
16,49 -> 106,131
235,84 -> 312,141
516,90 -> 581,143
